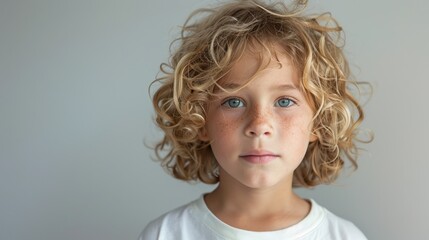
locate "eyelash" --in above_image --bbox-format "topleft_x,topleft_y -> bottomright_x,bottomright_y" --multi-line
221,97 -> 296,108
222,98 -> 245,108
275,98 -> 296,108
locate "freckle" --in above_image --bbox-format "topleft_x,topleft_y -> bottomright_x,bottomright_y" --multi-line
218,122 -> 230,132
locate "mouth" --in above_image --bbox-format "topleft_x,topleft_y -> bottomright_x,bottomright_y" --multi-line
239,151 -> 279,164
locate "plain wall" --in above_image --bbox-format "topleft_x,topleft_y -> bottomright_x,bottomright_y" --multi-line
1,0 -> 428,239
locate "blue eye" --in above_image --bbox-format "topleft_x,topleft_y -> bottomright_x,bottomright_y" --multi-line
222,98 -> 244,108
275,98 -> 295,107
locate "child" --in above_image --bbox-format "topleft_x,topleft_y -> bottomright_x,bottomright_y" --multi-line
141,0 -> 369,239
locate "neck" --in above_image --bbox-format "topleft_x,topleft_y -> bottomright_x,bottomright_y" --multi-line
204,170 -> 310,231
209,181 -> 295,216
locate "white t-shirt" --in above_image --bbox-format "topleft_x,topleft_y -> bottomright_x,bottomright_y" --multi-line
140,196 -> 367,240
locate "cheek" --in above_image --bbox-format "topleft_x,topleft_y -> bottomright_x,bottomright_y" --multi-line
206,116 -> 241,160
278,115 -> 313,142
207,115 -> 240,140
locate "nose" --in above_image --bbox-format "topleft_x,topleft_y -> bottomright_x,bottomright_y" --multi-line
244,107 -> 273,137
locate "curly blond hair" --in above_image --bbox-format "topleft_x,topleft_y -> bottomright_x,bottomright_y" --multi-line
151,0 -> 368,187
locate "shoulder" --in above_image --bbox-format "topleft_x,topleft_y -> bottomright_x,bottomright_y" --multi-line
139,200 -> 193,240
138,197 -> 208,240
312,200 -> 367,240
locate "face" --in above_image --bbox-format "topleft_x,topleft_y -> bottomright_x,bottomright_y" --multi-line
201,47 -> 317,190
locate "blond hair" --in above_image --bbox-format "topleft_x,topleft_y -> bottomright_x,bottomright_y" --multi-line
151,0 -> 368,187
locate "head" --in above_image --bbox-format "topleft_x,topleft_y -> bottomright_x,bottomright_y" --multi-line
151,0 -> 365,187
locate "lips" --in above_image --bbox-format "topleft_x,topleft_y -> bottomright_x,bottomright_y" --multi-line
239,150 -> 279,164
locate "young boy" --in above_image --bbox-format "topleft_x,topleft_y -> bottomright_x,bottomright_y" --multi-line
141,0 -> 368,239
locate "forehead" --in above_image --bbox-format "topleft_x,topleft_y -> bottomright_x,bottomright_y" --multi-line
219,44 -> 298,88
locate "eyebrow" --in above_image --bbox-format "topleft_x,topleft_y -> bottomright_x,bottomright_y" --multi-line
219,82 -> 299,91
275,83 -> 299,91
219,83 -> 241,90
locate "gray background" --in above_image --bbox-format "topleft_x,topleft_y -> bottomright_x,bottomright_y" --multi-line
1,0 -> 428,239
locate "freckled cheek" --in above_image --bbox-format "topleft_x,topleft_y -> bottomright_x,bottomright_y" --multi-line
277,115 -> 312,136
207,115 -> 242,162
207,114 -> 241,140
291,118 -> 312,138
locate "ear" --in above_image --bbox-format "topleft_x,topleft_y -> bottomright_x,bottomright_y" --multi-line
309,130 -> 318,142
198,127 -> 210,142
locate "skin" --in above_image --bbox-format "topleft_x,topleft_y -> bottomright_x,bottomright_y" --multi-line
200,46 -> 317,231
